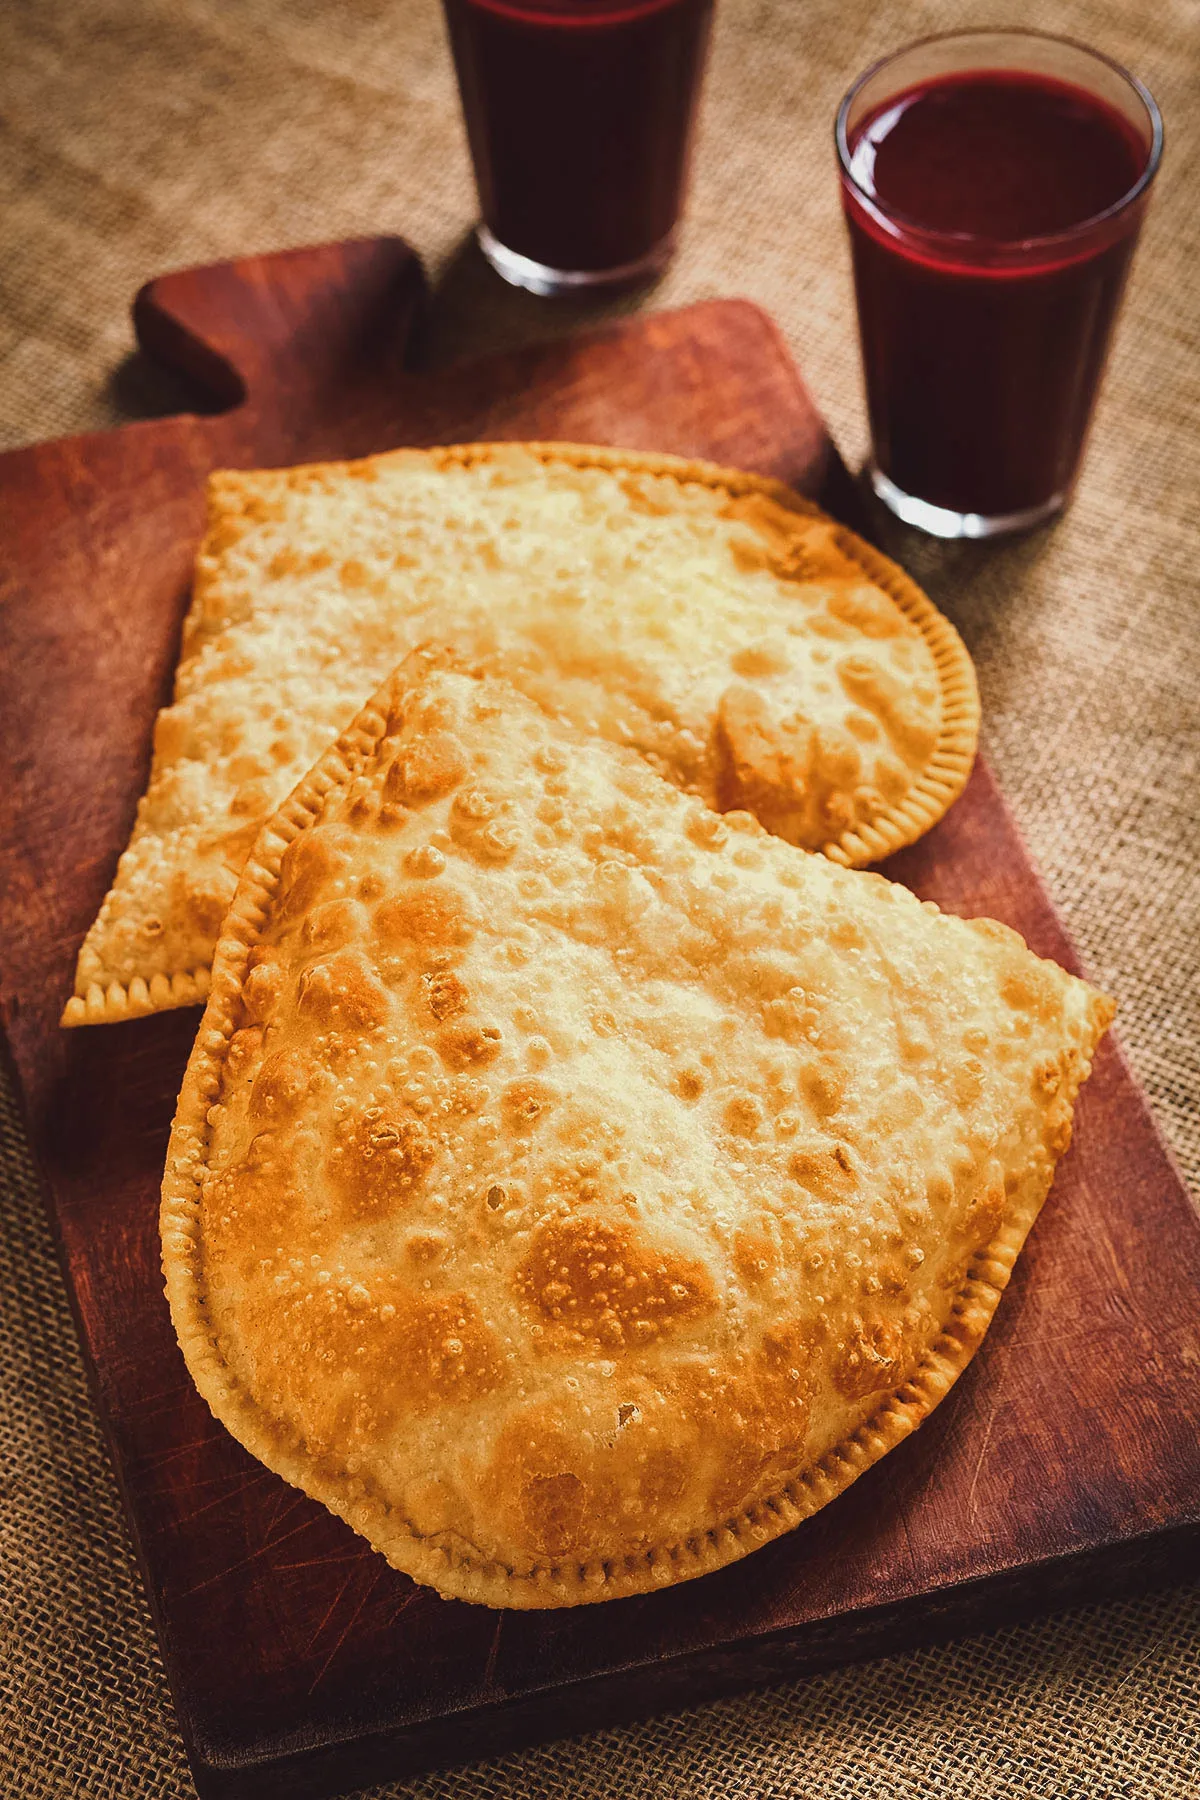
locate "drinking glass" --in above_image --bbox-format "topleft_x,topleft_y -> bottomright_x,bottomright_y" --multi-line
442,0 -> 715,297
836,31 -> 1163,539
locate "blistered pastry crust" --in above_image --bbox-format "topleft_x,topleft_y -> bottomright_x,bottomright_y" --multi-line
66,444 -> 979,1025
161,651 -> 1107,1607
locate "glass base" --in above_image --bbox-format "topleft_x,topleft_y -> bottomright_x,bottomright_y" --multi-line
870,465 -> 1066,540
477,224 -> 677,297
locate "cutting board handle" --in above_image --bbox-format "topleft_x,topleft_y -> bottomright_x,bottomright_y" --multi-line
131,236 -> 428,416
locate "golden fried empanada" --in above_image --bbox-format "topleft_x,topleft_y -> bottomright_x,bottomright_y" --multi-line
161,648 -> 1109,1608
65,445 -> 978,1024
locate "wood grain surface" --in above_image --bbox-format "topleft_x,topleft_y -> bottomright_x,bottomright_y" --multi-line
0,237 -> 1196,1800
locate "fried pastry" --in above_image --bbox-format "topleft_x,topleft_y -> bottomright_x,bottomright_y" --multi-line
161,648 -> 1110,1608
65,444 -> 978,1025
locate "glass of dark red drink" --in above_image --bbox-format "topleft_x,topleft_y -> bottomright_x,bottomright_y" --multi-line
836,31 -> 1162,538
442,0 -> 714,296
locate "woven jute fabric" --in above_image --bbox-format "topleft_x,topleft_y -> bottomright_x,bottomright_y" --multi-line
1,0 -> 1197,1796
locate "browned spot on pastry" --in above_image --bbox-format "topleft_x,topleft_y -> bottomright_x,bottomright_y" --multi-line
763,989 -> 819,1043
274,826 -> 352,929
788,1141 -> 855,1198
813,725 -> 864,798
799,1059 -> 845,1117
675,1067 -> 705,1100
405,1229 -> 448,1265
724,1093 -> 765,1137
267,546 -> 302,578
963,1175 -> 1006,1247
242,947 -> 287,1024
296,950 -> 390,1030
846,708 -> 882,743
1045,1105 -> 1074,1158
717,686 -> 814,822
837,656 -> 937,766
478,1409 -> 611,1561
871,753 -> 910,802
374,887 -> 474,951
826,583 -> 905,639
437,1018 -> 504,1068
182,867 -> 238,936
301,898 -> 361,956
723,494 -> 861,583
517,1215 -> 715,1351
523,1472 -> 586,1556
229,777 -> 274,819
733,1229 -> 779,1287
730,642 -> 790,678
248,1047 -> 311,1122
715,694 -> 864,841
327,1111 -> 437,1218
706,1317 -> 814,1515
242,493 -> 286,525
245,1279 -> 502,1453
502,1077 -> 559,1132
618,472 -> 676,516
384,732 -> 469,806
469,820 -> 521,863
204,1131 -> 303,1264
423,970 -> 469,1022
685,810 -> 726,851
964,916 -> 1023,954
1000,963 -> 1062,1022
452,788 -> 497,827
482,1386 -> 695,1562
832,1315 -> 906,1401
385,1289 -> 504,1413
404,843 -> 446,878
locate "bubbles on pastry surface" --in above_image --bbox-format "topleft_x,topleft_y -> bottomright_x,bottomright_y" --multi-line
501,1078 -> 559,1133
724,1093 -> 765,1137
274,826 -> 352,929
404,843 -> 446,879
515,1214 -> 716,1352
384,731 -> 470,806
674,1067 -> 705,1101
374,886 -> 475,952
187,647 -> 1105,1581
327,1109 -> 437,1220
421,969 -> 469,1022
296,950 -> 390,1030
300,898 -> 364,956
437,1018 -> 504,1069
248,1046 -> 311,1123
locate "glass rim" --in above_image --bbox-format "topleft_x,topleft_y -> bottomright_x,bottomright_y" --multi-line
834,28 -> 1164,257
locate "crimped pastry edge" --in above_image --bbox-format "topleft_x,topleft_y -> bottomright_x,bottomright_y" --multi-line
160,653 -> 1101,1610
68,442 -> 978,1025
61,966 -> 210,1027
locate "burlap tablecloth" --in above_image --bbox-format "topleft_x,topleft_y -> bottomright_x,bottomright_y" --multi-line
2,1 -> 1197,1795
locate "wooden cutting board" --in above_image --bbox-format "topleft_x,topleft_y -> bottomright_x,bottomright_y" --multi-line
1,237 -> 1197,1800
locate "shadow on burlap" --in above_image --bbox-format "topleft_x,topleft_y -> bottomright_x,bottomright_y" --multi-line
0,1 -> 1197,1796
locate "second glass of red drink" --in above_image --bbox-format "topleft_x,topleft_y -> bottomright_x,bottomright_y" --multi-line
837,31 -> 1162,538
442,0 -> 715,296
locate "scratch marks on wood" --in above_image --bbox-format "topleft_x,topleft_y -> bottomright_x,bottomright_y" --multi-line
307,1564 -> 385,1695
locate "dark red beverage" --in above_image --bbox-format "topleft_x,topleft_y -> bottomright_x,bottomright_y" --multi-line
838,34 -> 1162,534
442,0 -> 714,292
